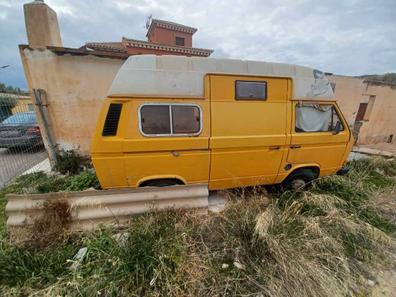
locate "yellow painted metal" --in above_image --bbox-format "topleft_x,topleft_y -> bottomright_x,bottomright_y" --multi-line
91,74 -> 353,190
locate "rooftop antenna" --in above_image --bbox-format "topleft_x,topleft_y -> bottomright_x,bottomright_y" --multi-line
145,14 -> 152,29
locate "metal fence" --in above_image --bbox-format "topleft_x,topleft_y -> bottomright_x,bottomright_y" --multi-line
0,94 -> 48,188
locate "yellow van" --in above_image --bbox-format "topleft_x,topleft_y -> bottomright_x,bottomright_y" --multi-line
91,55 -> 353,190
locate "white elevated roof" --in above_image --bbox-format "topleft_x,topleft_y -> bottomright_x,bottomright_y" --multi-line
109,55 -> 335,100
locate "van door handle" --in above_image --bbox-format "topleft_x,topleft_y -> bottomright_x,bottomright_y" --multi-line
269,146 -> 280,150
290,145 -> 301,149
171,151 -> 180,157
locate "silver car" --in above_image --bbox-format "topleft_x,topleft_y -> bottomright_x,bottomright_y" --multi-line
0,112 -> 43,149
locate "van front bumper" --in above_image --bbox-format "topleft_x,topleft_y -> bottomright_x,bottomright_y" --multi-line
336,166 -> 350,176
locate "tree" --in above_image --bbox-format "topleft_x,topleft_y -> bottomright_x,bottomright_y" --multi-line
0,82 -> 29,95
0,96 -> 17,122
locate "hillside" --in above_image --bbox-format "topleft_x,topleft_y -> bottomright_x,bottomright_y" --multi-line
358,73 -> 396,86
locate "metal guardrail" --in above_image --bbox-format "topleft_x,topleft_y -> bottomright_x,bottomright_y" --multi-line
6,184 -> 209,231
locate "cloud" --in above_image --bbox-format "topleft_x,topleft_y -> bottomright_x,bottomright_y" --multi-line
0,0 -> 395,89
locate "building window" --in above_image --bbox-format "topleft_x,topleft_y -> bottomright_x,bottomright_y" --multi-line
364,95 -> 376,121
175,37 -> 185,46
235,80 -> 267,100
295,103 -> 344,133
355,103 -> 368,121
139,104 -> 201,136
28,104 -> 34,111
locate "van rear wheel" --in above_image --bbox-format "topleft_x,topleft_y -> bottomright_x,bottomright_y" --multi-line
282,168 -> 317,191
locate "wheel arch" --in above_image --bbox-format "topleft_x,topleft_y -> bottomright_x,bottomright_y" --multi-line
137,175 -> 187,187
281,164 -> 320,183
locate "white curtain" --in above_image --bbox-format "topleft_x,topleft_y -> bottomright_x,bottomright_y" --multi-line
296,104 -> 332,132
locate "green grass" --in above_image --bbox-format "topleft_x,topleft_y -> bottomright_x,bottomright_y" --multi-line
0,169 -> 100,196
0,157 -> 395,296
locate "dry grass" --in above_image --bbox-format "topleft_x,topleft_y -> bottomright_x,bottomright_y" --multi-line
0,158 -> 395,296
30,199 -> 71,249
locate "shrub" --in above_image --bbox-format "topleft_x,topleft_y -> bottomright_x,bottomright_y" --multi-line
1,170 -> 100,196
54,150 -> 90,175
63,170 -> 100,191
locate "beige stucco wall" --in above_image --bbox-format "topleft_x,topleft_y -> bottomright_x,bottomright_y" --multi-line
20,48 -> 124,154
357,84 -> 396,144
328,75 -> 396,145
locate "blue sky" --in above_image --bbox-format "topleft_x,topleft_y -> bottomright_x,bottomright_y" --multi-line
0,0 -> 395,90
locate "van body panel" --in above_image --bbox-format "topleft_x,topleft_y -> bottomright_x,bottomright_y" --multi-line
124,150 -> 210,187
208,75 -> 290,189
209,147 -> 288,189
92,155 -> 127,188
209,74 -> 290,102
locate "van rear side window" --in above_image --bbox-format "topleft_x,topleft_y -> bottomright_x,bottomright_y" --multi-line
139,104 -> 201,136
235,80 -> 267,100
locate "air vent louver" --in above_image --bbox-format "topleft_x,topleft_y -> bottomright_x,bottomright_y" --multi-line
102,103 -> 122,136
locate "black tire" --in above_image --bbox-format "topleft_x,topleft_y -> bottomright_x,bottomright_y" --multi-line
140,179 -> 183,187
281,168 -> 317,191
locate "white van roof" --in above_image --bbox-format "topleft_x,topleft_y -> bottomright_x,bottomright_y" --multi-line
108,55 -> 335,100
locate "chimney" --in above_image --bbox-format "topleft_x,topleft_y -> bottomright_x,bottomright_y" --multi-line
24,0 -> 63,47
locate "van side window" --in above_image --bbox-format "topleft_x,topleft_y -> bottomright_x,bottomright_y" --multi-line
172,105 -> 200,134
140,105 -> 171,135
295,103 -> 344,133
139,104 -> 201,136
235,80 -> 267,100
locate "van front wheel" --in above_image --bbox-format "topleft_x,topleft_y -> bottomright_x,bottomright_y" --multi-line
281,168 -> 317,191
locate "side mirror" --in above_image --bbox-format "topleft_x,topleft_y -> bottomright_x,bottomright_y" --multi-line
332,121 -> 342,135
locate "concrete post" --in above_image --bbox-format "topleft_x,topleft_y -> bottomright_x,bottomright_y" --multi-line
24,0 -> 63,47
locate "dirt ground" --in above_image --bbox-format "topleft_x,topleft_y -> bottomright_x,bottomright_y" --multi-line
0,148 -> 47,188
359,143 -> 396,155
372,270 -> 396,297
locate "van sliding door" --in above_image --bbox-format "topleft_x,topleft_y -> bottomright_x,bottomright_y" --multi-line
208,75 -> 290,190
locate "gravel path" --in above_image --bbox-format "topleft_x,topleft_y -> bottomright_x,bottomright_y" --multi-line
0,147 -> 47,188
